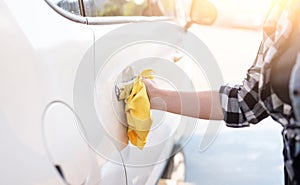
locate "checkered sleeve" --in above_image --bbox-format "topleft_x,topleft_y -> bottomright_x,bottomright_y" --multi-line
219,43 -> 269,127
218,0 -> 297,127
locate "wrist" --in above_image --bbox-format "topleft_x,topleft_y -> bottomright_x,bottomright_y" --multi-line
148,88 -> 167,111
148,87 -> 159,100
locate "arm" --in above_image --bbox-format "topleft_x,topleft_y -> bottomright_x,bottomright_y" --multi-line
143,42 -> 269,126
143,0 -> 293,126
143,79 -> 224,120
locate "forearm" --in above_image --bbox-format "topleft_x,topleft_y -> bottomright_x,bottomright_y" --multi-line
149,89 -> 224,120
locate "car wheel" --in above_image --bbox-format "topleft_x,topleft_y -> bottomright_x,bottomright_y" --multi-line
161,144 -> 186,181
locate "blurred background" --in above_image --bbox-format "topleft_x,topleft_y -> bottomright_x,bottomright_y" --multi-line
181,1 -> 284,185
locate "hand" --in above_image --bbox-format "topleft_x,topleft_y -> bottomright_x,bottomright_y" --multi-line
142,77 -> 158,101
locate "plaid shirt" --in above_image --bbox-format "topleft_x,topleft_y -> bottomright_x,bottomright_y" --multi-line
219,0 -> 300,127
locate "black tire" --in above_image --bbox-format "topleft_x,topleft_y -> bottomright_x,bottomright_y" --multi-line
161,144 -> 186,181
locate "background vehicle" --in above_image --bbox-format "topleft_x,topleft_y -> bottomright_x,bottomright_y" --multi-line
0,0 -> 214,184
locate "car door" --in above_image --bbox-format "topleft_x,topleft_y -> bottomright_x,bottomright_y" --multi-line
0,0 -> 127,184
81,1 -> 198,184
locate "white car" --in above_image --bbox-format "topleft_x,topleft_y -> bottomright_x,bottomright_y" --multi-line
0,0 -> 215,184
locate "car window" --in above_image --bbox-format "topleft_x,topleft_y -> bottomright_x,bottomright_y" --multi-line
55,0 -> 81,16
50,0 -> 176,17
84,0 -> 179,17
85,0 -> 149,17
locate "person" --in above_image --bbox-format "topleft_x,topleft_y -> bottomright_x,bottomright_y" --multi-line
143,0 -> 300,184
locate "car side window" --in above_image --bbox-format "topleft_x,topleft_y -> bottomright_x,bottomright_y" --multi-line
84,0 -> 149,17
51,0 -> 176,17
56,0 -> 81,16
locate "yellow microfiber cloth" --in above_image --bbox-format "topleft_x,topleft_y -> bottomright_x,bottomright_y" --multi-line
125,70 -> 153,149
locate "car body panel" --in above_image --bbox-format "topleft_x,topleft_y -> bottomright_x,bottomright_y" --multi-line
1,0 -> 127,184
0,0 -> 194,184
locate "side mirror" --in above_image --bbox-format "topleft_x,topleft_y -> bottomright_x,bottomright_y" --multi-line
185,0 -> 217,29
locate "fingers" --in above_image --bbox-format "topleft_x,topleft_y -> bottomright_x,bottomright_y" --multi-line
142,77 -> 157,100
142,77 -> 151,85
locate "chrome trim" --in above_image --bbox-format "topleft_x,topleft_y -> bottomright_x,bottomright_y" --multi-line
86,16 -> 174,25
44,0 -> 87,24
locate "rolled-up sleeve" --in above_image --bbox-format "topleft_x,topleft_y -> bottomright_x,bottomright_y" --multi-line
218,0 -> 297,127
219,43 -> 269,127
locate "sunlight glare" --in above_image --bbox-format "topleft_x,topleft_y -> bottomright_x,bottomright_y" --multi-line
134,0 -> 145,5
